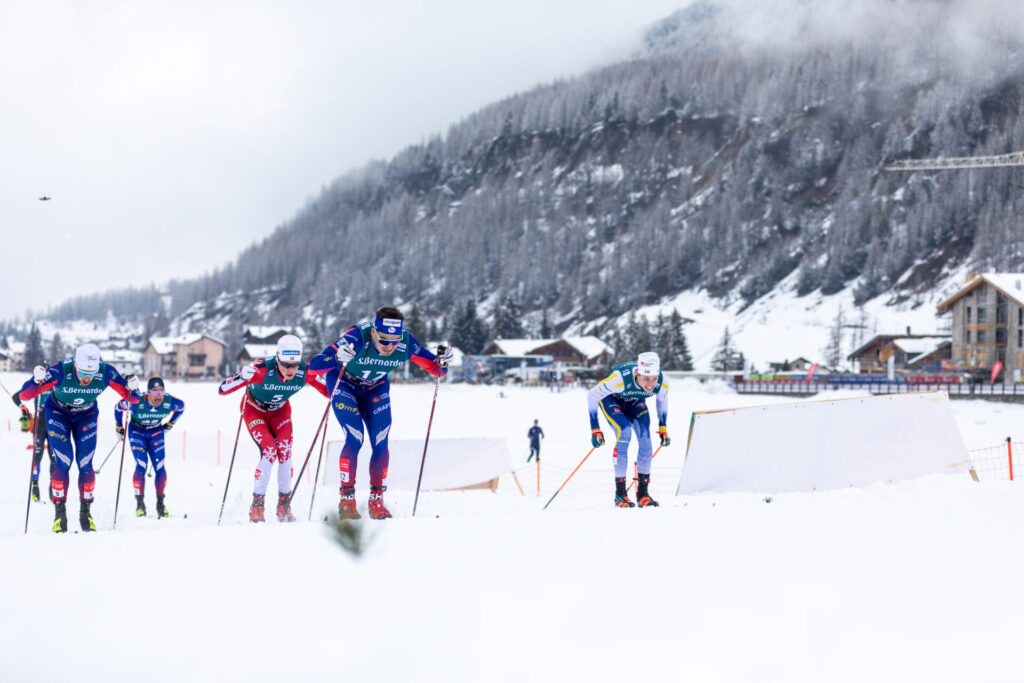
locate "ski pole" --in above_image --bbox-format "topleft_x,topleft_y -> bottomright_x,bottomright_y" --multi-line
627,444 -> 663,492
542,447 -> 597,510
23,390 -> 43,534
112,413 -> 131,529
412,370 -> 445,517
283,401 -> 330,508
217,396 -> 247,526
308,372 -> 341,520
94,437 -> 124,474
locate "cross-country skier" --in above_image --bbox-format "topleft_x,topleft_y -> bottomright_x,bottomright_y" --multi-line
308,306 -> 452,520
114,377 -> 184,518
218,335 -> 330,523
527,419 -> 544,462
12,343 -> 140,532
586,351 -> 670,508
27,388 -> 56,502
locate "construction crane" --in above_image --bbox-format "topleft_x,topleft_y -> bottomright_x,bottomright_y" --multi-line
884,150 -> 1024,171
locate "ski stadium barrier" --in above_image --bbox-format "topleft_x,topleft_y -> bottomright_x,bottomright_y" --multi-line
677,391 -> 974,494
321,438 -> 515,491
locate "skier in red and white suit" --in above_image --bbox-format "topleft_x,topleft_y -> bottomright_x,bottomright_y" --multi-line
219,335 -> 330,522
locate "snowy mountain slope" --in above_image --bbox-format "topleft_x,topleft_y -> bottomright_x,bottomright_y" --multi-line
17,1 -> 1024,363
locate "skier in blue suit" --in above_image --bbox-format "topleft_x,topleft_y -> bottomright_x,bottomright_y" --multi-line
114,377 -> 185,518
13,343 -> 140,532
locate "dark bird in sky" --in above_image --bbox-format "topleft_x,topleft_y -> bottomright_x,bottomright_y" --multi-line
38,196 -> 51,201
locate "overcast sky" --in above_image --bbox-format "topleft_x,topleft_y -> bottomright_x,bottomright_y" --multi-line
0,0 -> 686,320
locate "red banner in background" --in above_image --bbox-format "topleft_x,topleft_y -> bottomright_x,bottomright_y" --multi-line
991,361 -> 1004,384
806,364 -> 819,382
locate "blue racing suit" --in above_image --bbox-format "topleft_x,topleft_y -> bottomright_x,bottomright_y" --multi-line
309,322 -> 445,489
16,361 -> 138,502
115,392 -> 185,497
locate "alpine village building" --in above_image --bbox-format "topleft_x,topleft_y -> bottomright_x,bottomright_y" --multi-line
936,272 -> 1024,383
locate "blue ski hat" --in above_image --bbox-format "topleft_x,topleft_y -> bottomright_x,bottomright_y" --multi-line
374,315 -> 403,336
148,377 -> 165,391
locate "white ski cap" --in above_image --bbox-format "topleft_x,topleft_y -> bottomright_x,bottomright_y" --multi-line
74,343 -> 102,373
276,335 -> 303,363
636,351 -> 660,377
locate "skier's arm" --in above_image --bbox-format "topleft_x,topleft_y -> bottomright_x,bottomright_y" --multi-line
656,380 -> 669,429
219,362 -> 266,395
305,371 -> 332,398
408,333 -> 446,377
166,396 -> 186,427
15,366 -> 61,404
540,428 -> 544,439
586,370 -> 625,430
113,399 -> 132,429
309,327 -> 364,375
104,366 -> 140,404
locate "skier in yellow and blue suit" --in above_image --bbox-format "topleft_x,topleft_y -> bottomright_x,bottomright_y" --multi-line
586,351 -> 669,508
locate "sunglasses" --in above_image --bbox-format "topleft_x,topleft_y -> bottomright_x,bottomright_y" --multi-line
278,360 -> 300,369
77,369 -> 99,379
375,332 -> 401,347
149,390 -> 165,397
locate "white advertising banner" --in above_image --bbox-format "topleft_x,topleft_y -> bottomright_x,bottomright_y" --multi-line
676,391 -> 973,495
322,438 -> 513,491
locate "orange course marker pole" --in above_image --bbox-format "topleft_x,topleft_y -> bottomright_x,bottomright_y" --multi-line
627,445 -> 663,492
1007,437 -> 1014,482
542,447 -> 596,510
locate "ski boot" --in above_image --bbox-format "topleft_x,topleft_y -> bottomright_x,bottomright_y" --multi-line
249,494 -> 266,523
636,473 -> 660,507
31,481 -> 41,503
136,495 -> 147,517
80,500 -> 97,532
614,477 -> 635,508
156,494 -> 169,518
367,485 -> 393,520
276,493 -> 296,523
339,486 -> 361,520
53,500 -> 68,533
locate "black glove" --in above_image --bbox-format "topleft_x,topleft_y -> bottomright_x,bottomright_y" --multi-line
436,343 -> 454,368
163,423 -> 174,431
11,393 -> 21,407
115,426 -> 125,436
20,405 -> 30,419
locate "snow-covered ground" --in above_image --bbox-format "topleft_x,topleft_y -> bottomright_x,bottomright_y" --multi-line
1,373 -> 1022,682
